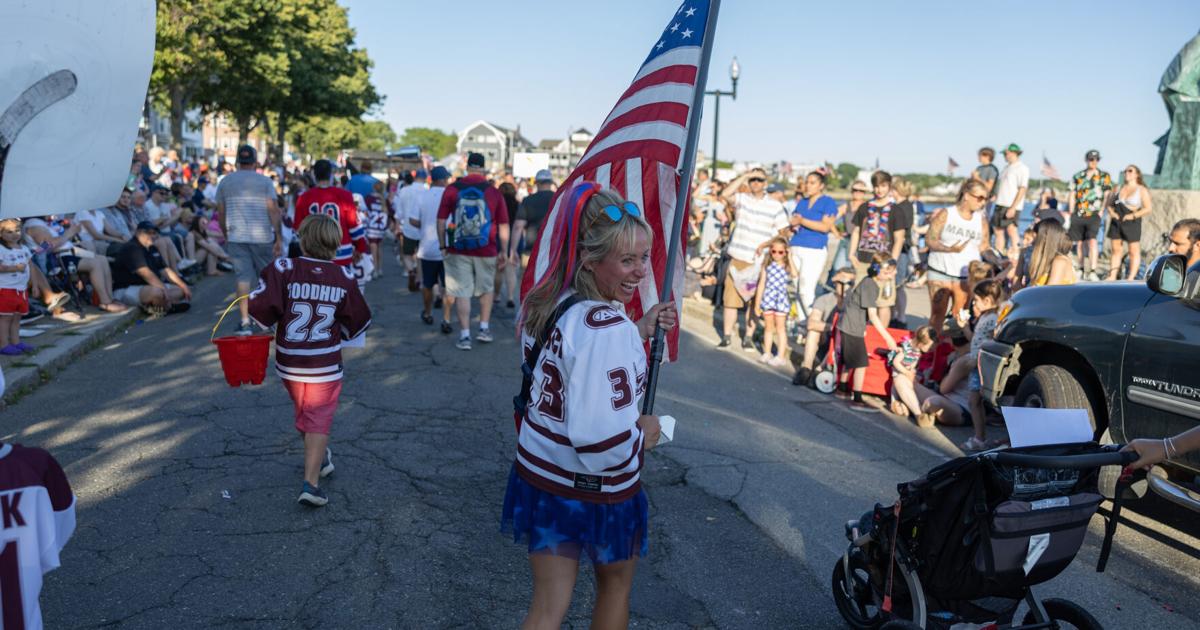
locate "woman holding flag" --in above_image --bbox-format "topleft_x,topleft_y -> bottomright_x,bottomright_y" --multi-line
503,182 -> 677,629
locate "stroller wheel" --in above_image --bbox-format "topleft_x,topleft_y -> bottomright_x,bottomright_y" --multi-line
880,622 -> 921,630
1021,598 -> 1102,629
814,369 -> 838,394
831,554 -> 883,629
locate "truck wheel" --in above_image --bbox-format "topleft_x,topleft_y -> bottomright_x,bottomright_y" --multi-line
1013,364 -> 1097,431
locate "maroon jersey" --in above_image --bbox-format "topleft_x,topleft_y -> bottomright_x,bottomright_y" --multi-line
0,443 -> 76,630
294,186 -> 368,266
247,257 -> 372,383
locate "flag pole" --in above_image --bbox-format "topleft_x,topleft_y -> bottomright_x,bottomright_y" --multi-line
641,0 -> 722,415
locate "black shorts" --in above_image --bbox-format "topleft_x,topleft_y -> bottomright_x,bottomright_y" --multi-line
420,258 -> 445,289
1106,217 -> 1142,243
401,237 -> 420,256
990,206 -> 1018,229
1068,214 -> 1101,241
840,333 -> 869,369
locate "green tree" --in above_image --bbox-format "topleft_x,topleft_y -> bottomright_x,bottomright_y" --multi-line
358,120 -> 398,152
288,116 -> 362,157
834,162 -> 860,189
398,127 -> 458,158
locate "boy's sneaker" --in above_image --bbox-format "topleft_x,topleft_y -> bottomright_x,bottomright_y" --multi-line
440,321 -> 452,335
477,328 -> 494,343
298,482 -> 328,507
320,447 -> 334,478
217,260 -> 235,273
235,322 -> 255,336
456,336 -> 472,351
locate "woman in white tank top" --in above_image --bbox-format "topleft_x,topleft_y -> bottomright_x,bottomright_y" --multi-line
925,180 -> 989,333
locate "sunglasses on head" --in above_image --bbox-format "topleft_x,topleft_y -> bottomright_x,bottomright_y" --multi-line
602,201 -> 641,223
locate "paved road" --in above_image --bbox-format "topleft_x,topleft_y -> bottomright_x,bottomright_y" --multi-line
8,273 -> 1198,628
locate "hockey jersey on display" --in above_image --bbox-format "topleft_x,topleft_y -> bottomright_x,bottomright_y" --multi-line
247,257 -> 372,383
293,186 -> 368,266
0,443 -> 76,630
515,298 -> 648,503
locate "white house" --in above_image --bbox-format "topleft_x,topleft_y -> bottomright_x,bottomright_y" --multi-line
531,128 -> 594,177
456,120 -> 533,171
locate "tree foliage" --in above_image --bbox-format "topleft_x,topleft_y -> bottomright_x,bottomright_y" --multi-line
398,127 -> 458,158
148,0 -> 380,157
832,162 -> 860,189
287,117 -> 397,157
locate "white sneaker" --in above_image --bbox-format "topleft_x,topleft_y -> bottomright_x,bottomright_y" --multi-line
770,355 -> 790,368
178,258 -> 197,270
477,328 -> 494,343
759,352 -> 772,364
456,336 -> 472,351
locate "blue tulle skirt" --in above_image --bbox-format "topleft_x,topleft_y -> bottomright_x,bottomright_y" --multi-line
501,464 -> 648,564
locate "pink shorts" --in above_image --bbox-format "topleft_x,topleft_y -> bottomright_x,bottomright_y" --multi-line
282,379 -> 342,435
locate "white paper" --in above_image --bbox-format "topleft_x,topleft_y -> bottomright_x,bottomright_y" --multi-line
1000,406 -> 1094,448
0,1 -> 156,219
658,415 -> 676,445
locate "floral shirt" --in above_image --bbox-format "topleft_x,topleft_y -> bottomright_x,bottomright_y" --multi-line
1069,169 -> 1113,218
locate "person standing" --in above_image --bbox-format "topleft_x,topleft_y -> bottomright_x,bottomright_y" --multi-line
436,152 -> 509,350
346,159 -> 380,199
511,169 -> 555,276
971,147 -> 1000,198
717,168 -> 791,350
1068,150 -> 1113,281
504,182 -> 675,630
217,145 -> 283,335
497,182 -> 521,308
395,170 -> 429,292
413,167 -> 453,331
1105,164 -> 1152,281
786,171 -> 837,315
848,171 -> 907,325
925,180 -> 989,334
293,159 -> 368,267
991,143 -> 1029,257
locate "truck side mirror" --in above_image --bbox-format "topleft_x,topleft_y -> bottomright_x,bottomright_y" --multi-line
1146,254 -> 1187,296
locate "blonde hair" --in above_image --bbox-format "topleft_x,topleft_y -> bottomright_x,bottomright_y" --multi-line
912,325 -> 936,347
521,188 -> 652,342
762,236 -> 795,277
0,219 -> 20,249
892,177 -> 915,199
298,214 -> 341,260
1027,219 -> 1071,285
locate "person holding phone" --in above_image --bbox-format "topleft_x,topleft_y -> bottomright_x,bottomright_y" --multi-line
924,179 -> 990,334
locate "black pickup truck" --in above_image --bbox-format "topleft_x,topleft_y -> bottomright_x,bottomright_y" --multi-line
979,254 -> 1200,512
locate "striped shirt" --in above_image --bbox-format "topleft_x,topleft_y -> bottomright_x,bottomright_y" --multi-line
216,171 -> 277,244
516,299 -> 647,503
726,192 -> 789,265
247,257 -> 372,383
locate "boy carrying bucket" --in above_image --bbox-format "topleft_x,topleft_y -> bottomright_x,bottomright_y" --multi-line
247,214 -> 372,507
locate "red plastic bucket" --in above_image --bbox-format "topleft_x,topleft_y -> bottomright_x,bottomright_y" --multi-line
212,334 -> 273,387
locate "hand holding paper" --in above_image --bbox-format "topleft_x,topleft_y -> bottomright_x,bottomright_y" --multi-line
658,415 -> 677,445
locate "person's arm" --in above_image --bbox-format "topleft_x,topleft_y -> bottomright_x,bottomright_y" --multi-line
497,223 -> 510,269
162,266 -> 191,301
1048,256 -> 1073,285
890,228 -> 907,260
80,220 -> 114,243
1132,186 -> 1152,220
848,225 -> 861,258
719,172 -> 750,207
890,353 -> 916,379
867,306 -> 896,349
1123,425 -> 1200,469
267,196 -> 283,257
510,219 -> 527,259
789,201 -> 837,233
1008,186 -> 1028,218
924,209 -> 962,253
1067,178 -> 1077,215
217,200 -> 228,239
753,266 -> 767,315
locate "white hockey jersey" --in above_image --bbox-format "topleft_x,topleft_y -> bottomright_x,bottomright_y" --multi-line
0,443 -> 76,630
516,298 -> 648,503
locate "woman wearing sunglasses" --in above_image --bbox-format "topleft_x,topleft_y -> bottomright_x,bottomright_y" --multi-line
1105,164 -> 1152,281
504,182 -> 677,630
924,179 -> 990,334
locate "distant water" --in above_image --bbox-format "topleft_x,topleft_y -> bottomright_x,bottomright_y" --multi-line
917,201 -> 1102,246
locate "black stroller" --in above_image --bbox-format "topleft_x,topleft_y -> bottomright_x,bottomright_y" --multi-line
831,442 -> 1144,629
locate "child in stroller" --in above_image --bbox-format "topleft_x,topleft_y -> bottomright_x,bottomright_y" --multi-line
831,442 -> 1144,629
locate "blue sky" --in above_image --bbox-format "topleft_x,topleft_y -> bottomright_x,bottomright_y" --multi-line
342,0 -> 1200,175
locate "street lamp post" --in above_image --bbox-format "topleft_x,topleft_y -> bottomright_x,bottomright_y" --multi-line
705,57 -> 739,178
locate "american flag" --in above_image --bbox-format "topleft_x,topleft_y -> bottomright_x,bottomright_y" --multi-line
1041,154 -> 1061,181
522,1 -> 714,361
947,156 -> 959,174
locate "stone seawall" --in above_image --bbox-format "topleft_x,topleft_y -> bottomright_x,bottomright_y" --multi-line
1144,189 -> 1200,257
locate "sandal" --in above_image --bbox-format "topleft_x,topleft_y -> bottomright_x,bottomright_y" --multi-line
99,303 -> 130,313
45,293 -> 71,312
959,436 -> 989,452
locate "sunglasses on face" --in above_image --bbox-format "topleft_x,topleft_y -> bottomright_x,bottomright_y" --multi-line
770,249 -> 786,254
851,189 -> 867,194
602,201 -> 641,223
968,193 -> 987,202
748,178 -> 766,183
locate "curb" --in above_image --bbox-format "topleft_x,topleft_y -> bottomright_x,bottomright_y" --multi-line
1,308 -> 141,409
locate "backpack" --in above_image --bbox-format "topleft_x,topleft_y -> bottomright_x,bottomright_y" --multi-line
512,295 -> 586,433
450,182 -> 492,250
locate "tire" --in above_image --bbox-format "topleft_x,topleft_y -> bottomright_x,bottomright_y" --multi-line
1014,364 -> 1098,432
831,555 -> 883,630
1022,597 -> 1103,629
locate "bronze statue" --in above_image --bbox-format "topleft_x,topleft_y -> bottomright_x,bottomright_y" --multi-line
1154,31 -> 1200,189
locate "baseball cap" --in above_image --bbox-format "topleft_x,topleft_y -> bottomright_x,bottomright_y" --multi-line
534,169 -> 554,183
1086,149 -> 1101,161
766,183 -> 783,193
135,220 -> 159,234
1005,143 -> 1022,154
1034,207 -> 1063,223
197,176 -> 209,184
415,169 -> 428,179
466,152 -> 486,168
430,166 -> 451,181
236,144 -> 257,165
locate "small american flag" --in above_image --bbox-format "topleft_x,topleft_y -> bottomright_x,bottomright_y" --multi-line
1041,154 -> 1061,181
947,156 -> 960,174
522,1 -> 714,361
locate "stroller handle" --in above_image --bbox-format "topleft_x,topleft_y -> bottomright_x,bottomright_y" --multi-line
986,448 -> 1137,469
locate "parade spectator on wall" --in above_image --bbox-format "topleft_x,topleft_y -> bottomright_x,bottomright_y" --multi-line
1068,150 -> 1113,281
848,170 -> 907,325
1105,164 -> 1152,281
791,267 -> 855,387
717,168 -> 790,351
971,147 -> 999,198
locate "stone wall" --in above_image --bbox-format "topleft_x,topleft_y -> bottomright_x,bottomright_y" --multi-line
1142,189 -> 1200,258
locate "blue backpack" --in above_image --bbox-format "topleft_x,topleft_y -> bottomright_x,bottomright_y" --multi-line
450,182 -> 492,250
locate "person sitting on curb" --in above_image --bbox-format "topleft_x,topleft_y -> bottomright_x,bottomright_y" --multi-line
835,253 -> 898,411
791,267 -> 855,387
109,222 -> 191,314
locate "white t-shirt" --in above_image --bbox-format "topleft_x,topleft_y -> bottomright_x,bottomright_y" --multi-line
394,183 -> 427,240
143,199 -> 176,225
0,245 -> 32,290
726,192 -> 789,265
994,160 -> 1030,207
72,210 -> 106,243
416,186 -> 446,261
